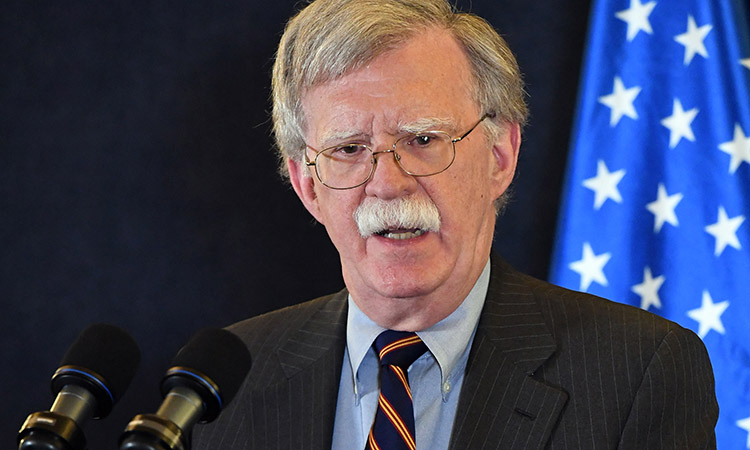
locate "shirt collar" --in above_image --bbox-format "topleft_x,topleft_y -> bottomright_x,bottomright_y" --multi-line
345,258 -> 490,386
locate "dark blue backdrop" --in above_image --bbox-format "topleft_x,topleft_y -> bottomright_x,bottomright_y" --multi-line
1,1 -> 589,447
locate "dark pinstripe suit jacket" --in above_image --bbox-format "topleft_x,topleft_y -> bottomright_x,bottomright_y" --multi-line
192,256 -> 718,449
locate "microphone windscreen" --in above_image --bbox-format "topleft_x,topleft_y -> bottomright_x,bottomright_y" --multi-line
168,328 -> 252,405
58,323 -> 141,403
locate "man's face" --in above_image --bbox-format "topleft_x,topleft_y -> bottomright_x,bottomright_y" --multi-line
288,27 -> 520,329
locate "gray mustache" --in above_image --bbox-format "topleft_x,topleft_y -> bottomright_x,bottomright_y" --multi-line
353,196 -> 441,238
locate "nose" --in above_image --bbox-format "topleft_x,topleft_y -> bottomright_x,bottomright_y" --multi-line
364,148 -> 417,199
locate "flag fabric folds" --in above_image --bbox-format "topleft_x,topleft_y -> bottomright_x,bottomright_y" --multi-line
550,0 -> 750,446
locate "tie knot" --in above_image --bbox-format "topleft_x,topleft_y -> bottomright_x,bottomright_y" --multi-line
373,330 -> 427,369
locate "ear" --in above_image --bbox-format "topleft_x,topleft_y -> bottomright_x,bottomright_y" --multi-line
287,157 -> 326,225
490,122 -> 521,197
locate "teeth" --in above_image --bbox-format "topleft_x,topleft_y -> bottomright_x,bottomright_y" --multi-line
380,229 -> 425,240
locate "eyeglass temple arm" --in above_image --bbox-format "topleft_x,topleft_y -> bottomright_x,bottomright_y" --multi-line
452,112 -> 496,143
303,149 -> 317,166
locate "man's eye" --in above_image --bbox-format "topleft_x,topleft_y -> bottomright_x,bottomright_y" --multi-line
334,145 -> 361,155
409,134 -> 436,147
330,145 -> 367,156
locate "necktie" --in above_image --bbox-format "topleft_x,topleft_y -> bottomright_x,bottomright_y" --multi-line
365,330 -> 428,450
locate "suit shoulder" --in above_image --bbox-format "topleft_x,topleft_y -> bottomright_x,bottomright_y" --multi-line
504,265 -> 698,350
225,290 -> 347,357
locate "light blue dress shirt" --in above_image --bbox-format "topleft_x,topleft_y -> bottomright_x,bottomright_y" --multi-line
331,260 -> 490,450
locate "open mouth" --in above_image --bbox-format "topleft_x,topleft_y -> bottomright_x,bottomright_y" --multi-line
375,228 -> 426,240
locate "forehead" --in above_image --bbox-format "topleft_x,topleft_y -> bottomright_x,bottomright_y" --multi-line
301,28 -> 479,145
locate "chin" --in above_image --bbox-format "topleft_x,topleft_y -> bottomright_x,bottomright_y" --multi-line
368,270 -> 443,300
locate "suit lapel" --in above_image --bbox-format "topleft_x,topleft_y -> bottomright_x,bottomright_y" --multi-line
261,292 -> 348,450
449,256 -> 568,450
276,291 -> 348,378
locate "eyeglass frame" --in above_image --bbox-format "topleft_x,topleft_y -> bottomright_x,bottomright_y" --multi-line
303,112 -> 496,190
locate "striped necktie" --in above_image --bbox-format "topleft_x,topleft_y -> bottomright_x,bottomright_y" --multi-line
365,330 -> 428,450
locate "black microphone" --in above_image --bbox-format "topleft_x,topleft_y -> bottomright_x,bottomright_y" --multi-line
17,323 -> 141,450
118,328 -> 252,450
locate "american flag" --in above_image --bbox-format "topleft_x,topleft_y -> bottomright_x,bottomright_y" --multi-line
549,0 -> 750,447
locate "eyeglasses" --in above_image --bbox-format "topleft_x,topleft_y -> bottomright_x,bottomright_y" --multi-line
304,113 -> 494,190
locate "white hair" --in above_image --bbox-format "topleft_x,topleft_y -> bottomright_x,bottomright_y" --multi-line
354,195 -> 441,238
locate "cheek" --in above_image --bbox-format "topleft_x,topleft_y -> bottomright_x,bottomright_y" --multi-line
448,156 -> 495,200
467,147 -> 506,200
432,160 -> 497,225
316,189 -> 361,232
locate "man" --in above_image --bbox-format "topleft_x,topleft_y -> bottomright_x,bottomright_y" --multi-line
193,0 -> 718,448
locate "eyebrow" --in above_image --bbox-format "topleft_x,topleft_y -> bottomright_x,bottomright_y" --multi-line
398,117 -> 458,134
316,116 -> 459,148
317,130 -> 367,148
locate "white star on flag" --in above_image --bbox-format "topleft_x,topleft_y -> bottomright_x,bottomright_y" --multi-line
742,58 -> 750,70
569,242 -> 611,291
631,266 -> 665,310
615,0 -> 658,41
582,160 -> 626,210
737,414 -> 750,448
674,15 -> 713,65
705,206 -> 745,257
687,291 -> 729,339
598,76 -> 641,126
646,183 -> 682,232
660,98 -> 698,148
718,123 -> 750,174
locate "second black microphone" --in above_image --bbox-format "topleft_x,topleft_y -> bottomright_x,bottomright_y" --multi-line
119,328 -> 252,450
